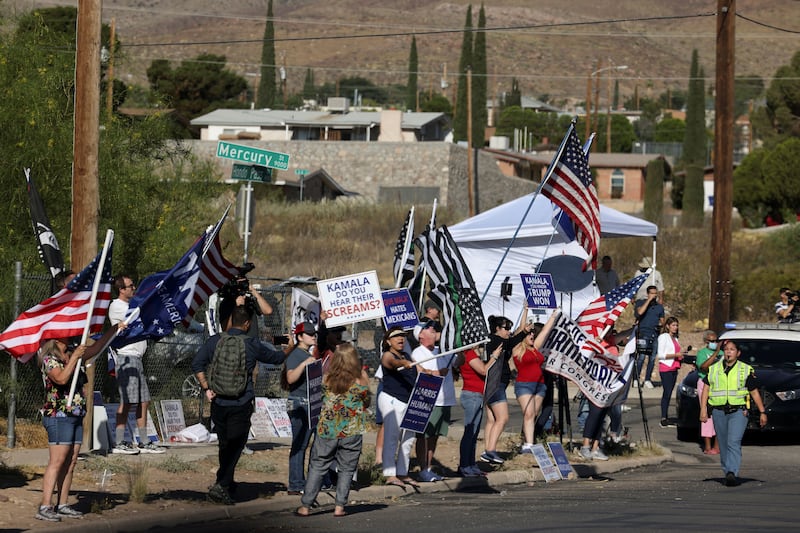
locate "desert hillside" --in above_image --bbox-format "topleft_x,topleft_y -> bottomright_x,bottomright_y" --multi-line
5,0 -> 797,108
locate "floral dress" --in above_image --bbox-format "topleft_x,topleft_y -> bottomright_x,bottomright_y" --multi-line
316,382 -> 370,440
41,354 -> 87,418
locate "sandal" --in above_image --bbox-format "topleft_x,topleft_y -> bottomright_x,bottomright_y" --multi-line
295,506 -> 310,517
334,506 -> 347,517
385,477 -> 406,488
400,477 -> 420,487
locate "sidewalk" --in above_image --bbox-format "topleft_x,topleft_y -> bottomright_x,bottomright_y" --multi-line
2,381 -> 673,532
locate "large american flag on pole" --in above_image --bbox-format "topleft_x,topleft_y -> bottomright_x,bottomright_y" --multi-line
541,125 -> 600,271
112,211 -> 239,347
417,225 -> 488,354
577,271 -> 650,341
0,246 -> 114,361
393,207 -> 416,288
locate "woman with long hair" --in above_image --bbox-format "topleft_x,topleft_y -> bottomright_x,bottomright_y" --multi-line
656,316 -> 684,428
296,343 -> 370,517
511,310 -> 557,453
35,328 -> 119,522
482,314 -> 532,464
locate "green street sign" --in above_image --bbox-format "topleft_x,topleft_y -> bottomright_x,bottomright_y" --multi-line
231,164 -> 272,183
295,169 -> 309,176
216,141 -> 290,171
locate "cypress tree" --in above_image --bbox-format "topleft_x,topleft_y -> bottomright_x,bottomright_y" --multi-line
257,0 -> 277,108
406,35 -> 418,111
302,68 -> 315,100
471,4 -> 487,148
506,77 -> 521,108
644,157 -> 665,224
681,49 -> 707,227
453,5 -> 473,142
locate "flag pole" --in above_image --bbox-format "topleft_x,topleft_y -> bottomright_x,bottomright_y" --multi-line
405,338 -> 489,368
202,204 -> 232,259
480,121 -> 577,302
66,229 -> 114,408
417,199 -> 437,312
395,205 -> 415,289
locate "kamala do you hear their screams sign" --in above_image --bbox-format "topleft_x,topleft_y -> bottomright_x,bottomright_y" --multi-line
317,270 -> 385,328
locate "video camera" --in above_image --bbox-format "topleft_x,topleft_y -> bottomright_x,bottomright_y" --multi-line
218,262 -> 261,316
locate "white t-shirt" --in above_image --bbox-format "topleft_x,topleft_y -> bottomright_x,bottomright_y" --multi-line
411,344 -> 456,407
109,298 -> 147,357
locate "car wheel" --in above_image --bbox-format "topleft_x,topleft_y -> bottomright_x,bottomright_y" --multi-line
182,374 -> 202,398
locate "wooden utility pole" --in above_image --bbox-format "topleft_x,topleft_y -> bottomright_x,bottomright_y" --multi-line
592,58 -> 602,152
105,18 -> 115,122
585,67 -> 593,143
74,0 -> 102,449
466,67 -> 474,216
606,70 -> 612,153
709,0 -> 735,332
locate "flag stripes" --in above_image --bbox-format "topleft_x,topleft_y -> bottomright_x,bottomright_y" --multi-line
393,208 -> 416,288
577,272 -> 650,339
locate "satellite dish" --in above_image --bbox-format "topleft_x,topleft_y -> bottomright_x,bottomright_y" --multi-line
538,255 -> 594,292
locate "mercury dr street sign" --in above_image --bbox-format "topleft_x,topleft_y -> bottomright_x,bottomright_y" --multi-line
216,141 -> 291,171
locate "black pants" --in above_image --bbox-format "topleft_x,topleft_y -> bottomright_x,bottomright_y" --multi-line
211,401 -> 254,489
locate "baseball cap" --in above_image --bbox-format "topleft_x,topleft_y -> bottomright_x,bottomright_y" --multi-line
413,320 -> 437,341
294,321 -> 317,336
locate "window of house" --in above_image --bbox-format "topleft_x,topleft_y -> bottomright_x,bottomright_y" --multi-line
610,169 -> 625,199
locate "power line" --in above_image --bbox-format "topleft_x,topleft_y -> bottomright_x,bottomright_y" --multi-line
736,12 -> 800,34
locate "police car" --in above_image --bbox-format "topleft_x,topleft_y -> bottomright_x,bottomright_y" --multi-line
675,322 -> 800,440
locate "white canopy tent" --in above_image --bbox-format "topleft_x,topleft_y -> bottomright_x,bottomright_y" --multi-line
448,193 -> 658,323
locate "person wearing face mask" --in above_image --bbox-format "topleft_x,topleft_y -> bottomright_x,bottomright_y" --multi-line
695,330 -> 721,454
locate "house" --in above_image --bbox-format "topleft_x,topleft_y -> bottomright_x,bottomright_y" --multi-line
271,168 -> 358,202
190,108 -> 450,142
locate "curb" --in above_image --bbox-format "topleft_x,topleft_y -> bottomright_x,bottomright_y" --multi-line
54,448 -> 673,532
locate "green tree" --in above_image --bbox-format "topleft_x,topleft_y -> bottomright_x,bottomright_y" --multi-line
643,158 -> 666,224
257,0 -> 277,109
732,148 -> 769,227
505,78 -> 521,108
734,75 -> 764,119
453,5 -> 473,142
420,92 -> 452,114
471,4 -> 488,148
302,68 -> 315,100
751,50 -> 800,148
654,116 -> 686,142
680,49 -> 707,226
147,54 -> 248,137
406,35 -> 418,111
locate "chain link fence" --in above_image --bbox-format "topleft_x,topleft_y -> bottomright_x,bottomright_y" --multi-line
2,272 -> 386,435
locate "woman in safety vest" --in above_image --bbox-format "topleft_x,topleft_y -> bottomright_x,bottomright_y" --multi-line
699,339 -> 767,487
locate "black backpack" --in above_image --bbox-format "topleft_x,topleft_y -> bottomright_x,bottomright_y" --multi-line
207,332 -> 248,397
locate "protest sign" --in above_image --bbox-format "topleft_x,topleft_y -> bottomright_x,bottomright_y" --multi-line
381,288 -> 419,330
531,444 -> 562,482
291,287 -> 320,331
317,270 -> 385,327
105,403 -> 160,444
400,373 -> 443,433
547,442 -> 577,480
306,360 -> 323,428
266,398 -> 292,437
251,397 -> 278,438
520,273 -> 557,309
158,399 -> 187,441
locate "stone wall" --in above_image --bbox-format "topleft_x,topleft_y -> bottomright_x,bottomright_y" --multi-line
188,140 -> 535,216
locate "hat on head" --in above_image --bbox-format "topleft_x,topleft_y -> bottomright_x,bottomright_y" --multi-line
294,321 -> 317,336
424,299 -> 441,312
638,257 -> 652,269
413,320 -> 437,341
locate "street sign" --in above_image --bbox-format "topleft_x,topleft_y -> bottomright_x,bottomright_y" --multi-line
216,141 -> 290,171
231,163 -> 272,183
295,168 -> 309,176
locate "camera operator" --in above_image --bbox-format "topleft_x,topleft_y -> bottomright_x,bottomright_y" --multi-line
217,263 -> 273,338
775,287 -> 799,324
633,285 -> 665,388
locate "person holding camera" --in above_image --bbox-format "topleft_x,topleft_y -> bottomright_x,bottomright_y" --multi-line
217,264 -> 273,338
775,287 -> 798,323
633,285 -> 665,388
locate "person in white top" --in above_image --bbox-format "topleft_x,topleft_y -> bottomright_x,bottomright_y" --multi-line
410,320 -> 455,482
109,275 -> 163,454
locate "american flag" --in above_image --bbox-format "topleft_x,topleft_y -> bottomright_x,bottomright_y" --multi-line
25,168 -> 65,281
418,225 -> 488,353
577,272 -> 650,340
112,212 -> 239,347
541,125 -> 600,271
0,245 -> 114,361
393,208 -> 416,288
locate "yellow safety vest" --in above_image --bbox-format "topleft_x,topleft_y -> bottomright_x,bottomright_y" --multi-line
707,360 -> 752,407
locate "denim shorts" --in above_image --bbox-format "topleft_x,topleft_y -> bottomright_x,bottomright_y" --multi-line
487,383 -> 508,405
42,415 -> 83,446
514,381 -> 547,398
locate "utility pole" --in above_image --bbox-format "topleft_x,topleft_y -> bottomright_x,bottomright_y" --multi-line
466,67 -> 474,217
73,0 -> 102,450
709,0 -> 736,332
606,69 -> 612,153
105,18 -> 115,123
585,65 -> 593,143
592,58 -> 602,152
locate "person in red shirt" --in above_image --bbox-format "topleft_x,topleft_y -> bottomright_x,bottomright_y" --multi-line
512,310 -> 558,454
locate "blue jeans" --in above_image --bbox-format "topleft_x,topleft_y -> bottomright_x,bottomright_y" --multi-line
459,391 -> 484,469
659,370 -> 678,419
302,434 -> 362,508
43,415 -> 83,446
288,398 -> 312,492
711,408 -> 749,476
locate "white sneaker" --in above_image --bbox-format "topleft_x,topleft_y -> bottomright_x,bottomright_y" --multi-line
644,381 -> 654,389
112,441 -> 140,455
520,443 -> 534,455
579,446 -> 593,460
621,405 -> 632,412
592,448 -> 609,461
